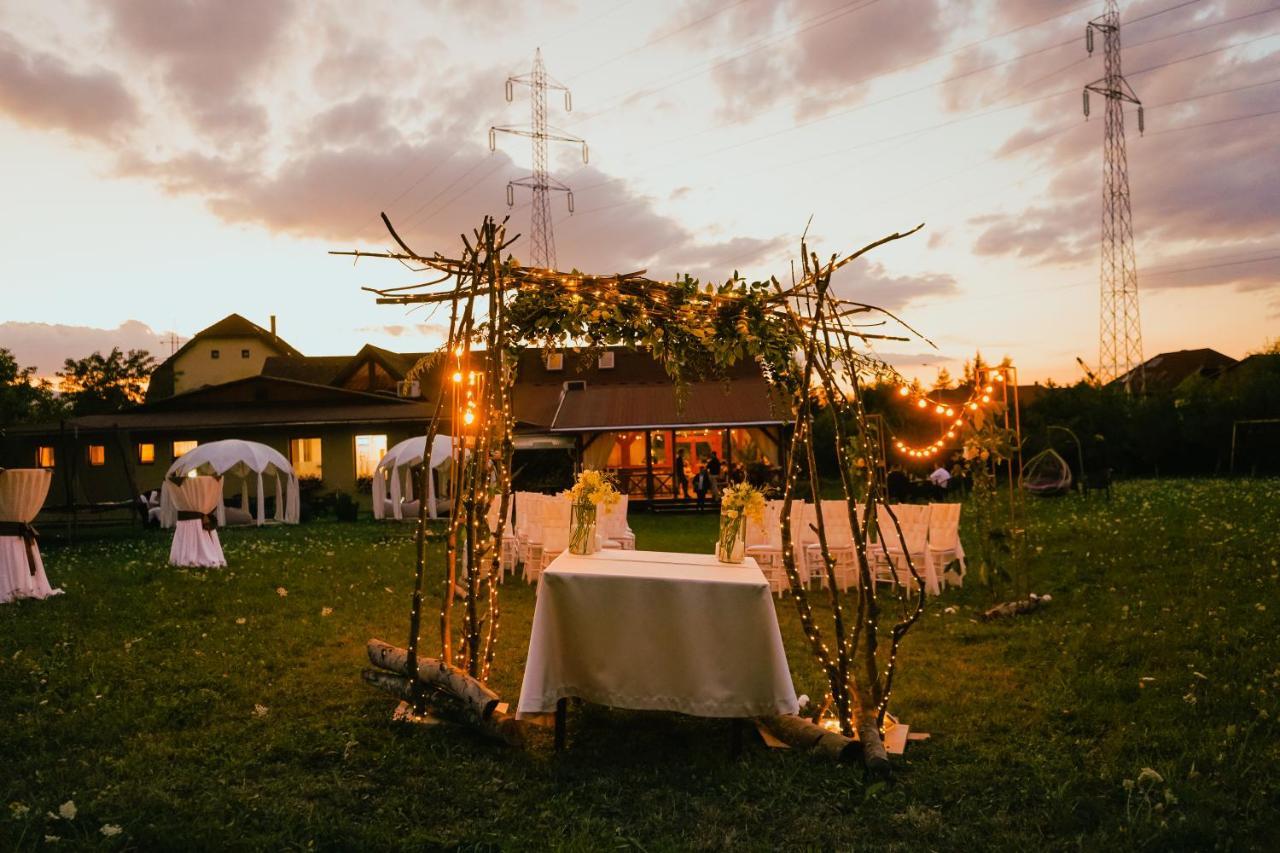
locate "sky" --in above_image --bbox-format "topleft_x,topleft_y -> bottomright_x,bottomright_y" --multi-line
0,0 -> 1277,386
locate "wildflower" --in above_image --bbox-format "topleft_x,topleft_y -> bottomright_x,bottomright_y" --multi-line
100,824 -> 122,837
57,801 -> 76,820
235,617 -> 246,625
9,802 -> 29,818
1137,767 -> 1163,784
321,607 -> 333,617
253,704 -> 269,718
276,587 -> 288,597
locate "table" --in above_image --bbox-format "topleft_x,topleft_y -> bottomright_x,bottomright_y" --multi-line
0,468 -> 60,604
517,549 -> 798,745
167,476 -> 226,568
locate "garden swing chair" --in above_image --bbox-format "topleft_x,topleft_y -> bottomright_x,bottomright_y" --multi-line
1021,447 -> 1073,497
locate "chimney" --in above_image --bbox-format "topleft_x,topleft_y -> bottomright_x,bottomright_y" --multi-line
269,315 -> 277,340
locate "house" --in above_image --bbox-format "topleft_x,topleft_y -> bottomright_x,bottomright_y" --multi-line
1112,348 -> 1238,394
2,315 -> 789,513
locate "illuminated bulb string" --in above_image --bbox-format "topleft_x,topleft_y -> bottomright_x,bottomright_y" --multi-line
887,372 -> 1007,459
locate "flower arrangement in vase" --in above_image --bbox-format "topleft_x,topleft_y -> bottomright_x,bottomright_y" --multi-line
717,482 -> 765,563
567,468 -> 621,555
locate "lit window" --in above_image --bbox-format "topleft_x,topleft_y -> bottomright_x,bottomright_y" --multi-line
241,349 -> 250,359
173,440 -> 198,457
211,349 -> 220,359
36,446 -> 55,468
290,437 -> 323,479
354,434 -> 387,479
545,351 -> 564,371
598,351 -> 615,369
137,443 -> 156,464
88,445 -> 106,466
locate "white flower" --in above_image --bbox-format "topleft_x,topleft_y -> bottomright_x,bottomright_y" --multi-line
276,587 -> 288,597
321,607 -> 333,617
100,824 -> 123,837
253,704 -> 269,718
1137,767 -> 1164,784
57,801 -> 76,820
9,802 -> 29,818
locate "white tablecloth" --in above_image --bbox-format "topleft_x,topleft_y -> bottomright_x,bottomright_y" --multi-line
0,468 -> 61,603
169,477 -> 226,568
517,549 -> 799,718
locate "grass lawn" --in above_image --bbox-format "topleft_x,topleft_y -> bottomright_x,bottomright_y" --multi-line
2,478 -> 1279,850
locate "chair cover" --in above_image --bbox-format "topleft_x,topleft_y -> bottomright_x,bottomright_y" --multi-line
168,476 -> 226,568
0,468 -> 61,603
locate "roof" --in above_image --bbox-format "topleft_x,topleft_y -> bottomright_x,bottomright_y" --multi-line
1114,348 -> 1238,392
147,313 -> 302,400
547,376 -> 786,432
261,355 -> 352,385
63,401 -> 433,433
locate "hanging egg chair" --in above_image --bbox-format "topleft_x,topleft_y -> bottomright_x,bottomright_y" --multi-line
1021,447 -> 1073,497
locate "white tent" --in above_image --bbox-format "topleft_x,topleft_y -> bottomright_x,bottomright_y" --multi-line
159,440 -> 300,528
373,435 -> 454,520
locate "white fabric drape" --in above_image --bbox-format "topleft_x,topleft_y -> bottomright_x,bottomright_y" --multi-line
160,440 -> 299,527
169,476 -> 226,568
518,550 -> 798,718
374,436 -> 454,521
0,468 -> 61,603
581,433 -> 617,471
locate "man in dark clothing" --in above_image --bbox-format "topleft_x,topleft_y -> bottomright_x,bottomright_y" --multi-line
675,450 -> 690,498
693,465 -> 713,510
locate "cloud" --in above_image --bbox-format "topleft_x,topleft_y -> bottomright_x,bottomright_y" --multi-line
0,320 -> 173,377
0,32 -> 137,141
831,258 -> 960,311
104,0 -> 297,137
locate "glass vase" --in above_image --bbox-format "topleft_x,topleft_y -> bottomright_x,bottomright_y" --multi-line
717,511 -> 746,564
569,501 -> 597,555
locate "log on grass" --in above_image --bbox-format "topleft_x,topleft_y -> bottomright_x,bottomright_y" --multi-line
755,714 -> 859,763
981,593 -> 1050,621
366,638 -> 498,719
361,668 -> 526,747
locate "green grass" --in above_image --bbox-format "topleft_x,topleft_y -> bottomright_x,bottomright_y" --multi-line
2,479 -> 1279,850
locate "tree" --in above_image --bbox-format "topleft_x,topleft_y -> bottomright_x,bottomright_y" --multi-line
57,348 -> 156,415
0,348 -> 65,425
932,367 -> 954,390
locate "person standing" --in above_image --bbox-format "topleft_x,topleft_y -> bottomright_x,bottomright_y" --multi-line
693,465 -> 712,510
675,450 -> 690,499
706,451 -> 722,498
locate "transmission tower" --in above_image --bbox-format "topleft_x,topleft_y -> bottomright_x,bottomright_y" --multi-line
489,49 -> 588,269
1084,0 -> 1145,391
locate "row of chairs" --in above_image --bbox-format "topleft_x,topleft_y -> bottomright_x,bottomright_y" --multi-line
744,500 -> 966,597
499,491 -> 636,584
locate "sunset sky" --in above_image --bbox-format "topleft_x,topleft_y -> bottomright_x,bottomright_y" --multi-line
1,0 -> 1277,384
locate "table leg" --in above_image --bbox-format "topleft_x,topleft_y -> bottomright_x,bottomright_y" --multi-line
730,718 -> 743,758
554,698 -> 567,752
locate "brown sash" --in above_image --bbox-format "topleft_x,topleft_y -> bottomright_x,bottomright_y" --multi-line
0,521 -> 40,576
177,510 -> 218,532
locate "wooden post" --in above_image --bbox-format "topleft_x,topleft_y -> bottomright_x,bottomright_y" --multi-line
554,697 -> 567,751
644,430 -> 654,502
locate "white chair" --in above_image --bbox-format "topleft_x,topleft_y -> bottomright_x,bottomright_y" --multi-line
485,497 -> 517,583
537,498 -> 572,575
745,502 -> 786,597
516,492 -> 544,578
807,500 -> 860,592
926,502 -> 966,588
873,505 -> 933,593
599,495 -> 635,550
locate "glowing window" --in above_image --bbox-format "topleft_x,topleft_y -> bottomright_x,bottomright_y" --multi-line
354,434 -> 387,479
87,445 -> 106,466
290,437 -> 323,479
36,446 -> 55,468
545,352 -> 564,371
137,443 -> 156,464
173,440 -> 198,457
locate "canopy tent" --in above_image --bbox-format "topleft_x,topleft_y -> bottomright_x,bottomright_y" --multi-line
373,435 -> 455,520
159,440 -> 300,527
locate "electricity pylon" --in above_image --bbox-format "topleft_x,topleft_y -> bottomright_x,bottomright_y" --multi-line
489,49 -> 588,269
1084,0 -> 1145,391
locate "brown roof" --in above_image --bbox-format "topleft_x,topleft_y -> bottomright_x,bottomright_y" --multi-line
147,313 -> 302,400
1114,348 -> 1237,392
261,355 -> 351,385
66,401 -> 432,433
547,377 -> 785,432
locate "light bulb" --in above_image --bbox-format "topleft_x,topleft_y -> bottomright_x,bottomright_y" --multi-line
463,411 -> 476,426
898,387 -> 910,396
916,399 -> 927,409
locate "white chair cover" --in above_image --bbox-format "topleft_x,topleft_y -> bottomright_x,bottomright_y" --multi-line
168,476 -> 226,568
0,468 -> 61,603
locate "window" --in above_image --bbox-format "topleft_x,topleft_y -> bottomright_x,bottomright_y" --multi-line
241,348 -> 250,359
598,351 -> 615,369
290,437 -> 323,479
211,349 -> 220,359
544,351 -> 564,371
137,443 -> 156,464
172,440 -> 198,457
87,445 -> 106,466
354,434 -> 387,479
36,446 -> 55,468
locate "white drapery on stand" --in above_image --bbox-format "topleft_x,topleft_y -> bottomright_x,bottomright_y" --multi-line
167,476 -> 226,568
0,468 -> 61,604
159,440 -> 299,528
373,435 -> 454,520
